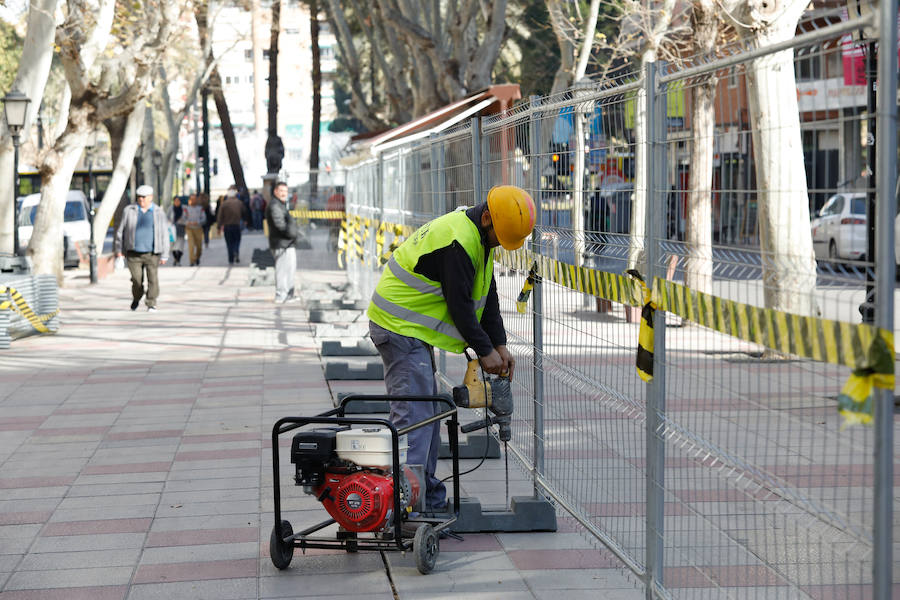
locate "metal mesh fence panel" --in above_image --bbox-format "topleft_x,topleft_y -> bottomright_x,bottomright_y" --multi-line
336,7 -> 896,597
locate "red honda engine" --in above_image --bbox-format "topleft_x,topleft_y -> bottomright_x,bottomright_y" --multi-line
314,466 -> 420,532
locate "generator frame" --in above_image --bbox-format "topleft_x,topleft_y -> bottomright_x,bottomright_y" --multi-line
269,394 -> 460,574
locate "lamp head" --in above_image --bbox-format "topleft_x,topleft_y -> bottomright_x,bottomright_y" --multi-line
3,89 -> 31,137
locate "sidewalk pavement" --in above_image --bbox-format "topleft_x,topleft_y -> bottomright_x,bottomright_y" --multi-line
0,230 -> 641,600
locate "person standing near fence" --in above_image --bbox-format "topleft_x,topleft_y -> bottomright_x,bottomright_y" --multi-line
367,185 -> 536,513
183,194 -> 206,266
266,181 -> 300,303
217,188 -> 249,264
115,185 -> 170,311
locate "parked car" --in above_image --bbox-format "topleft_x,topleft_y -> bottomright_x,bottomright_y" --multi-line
811,192 -> 867,261
17,190 -> 91,268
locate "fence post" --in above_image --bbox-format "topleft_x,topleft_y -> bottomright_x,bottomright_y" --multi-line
374,154 -> 384,299
529,95 -> 545,496
873,1 -> 898,597
643,59 -> 667,600
430,135 -> 448,375
471,117 -> 483,205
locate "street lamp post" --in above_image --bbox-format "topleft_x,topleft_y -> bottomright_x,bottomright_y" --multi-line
3,90 -> 31,256
152,150 -> 162,205
85,131 -> 98,283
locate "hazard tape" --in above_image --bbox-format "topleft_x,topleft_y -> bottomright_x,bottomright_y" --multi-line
626,270 -> 655,383
493,246 -> 893,426
496,248 -> 644,307
515,262 -> 538,314
0,285 -> 59,334
289,210 -> 345,220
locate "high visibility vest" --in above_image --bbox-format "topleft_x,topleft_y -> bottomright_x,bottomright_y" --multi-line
368,209 -> 494,353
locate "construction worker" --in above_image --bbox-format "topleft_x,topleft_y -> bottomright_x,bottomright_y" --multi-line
367,185 -> 536,514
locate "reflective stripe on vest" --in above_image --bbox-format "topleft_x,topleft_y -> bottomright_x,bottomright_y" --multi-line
367,210 -> 493,353
370,292 -> 466,343
386,256 -> 487,310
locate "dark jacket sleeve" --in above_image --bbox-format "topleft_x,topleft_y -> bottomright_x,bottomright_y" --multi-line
269,201 -> 290,236
416,242 -> 497,357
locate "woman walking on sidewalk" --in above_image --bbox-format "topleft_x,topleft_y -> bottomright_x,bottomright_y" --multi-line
166,196 -> 186,266
184,194 -> 206,266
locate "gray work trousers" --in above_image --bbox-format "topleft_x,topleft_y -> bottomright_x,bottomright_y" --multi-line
368,320 -> 447,510
273,247 -> 297,301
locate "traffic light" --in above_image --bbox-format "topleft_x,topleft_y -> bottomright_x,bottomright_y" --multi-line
550,143 -> 571,176
212,158 -> 218,176
185,166 -> 192,177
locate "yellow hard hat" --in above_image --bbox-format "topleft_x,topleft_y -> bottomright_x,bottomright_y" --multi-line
486,185 -> 536,250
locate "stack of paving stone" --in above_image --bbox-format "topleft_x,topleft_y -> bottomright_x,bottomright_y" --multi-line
0,273 -> 59,349
303,283 -> 389,413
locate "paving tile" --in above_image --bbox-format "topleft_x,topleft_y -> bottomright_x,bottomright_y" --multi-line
258,570 -> 392,597
17,548 -> 142,570
42,518 -> 152,536
132,558 -> 257,584
145,526 -> 258,547
507,549 -> 621,570
82,462 -> 172,475
0,585 -> 128,600
4,566 -> 134,589
126,578 -> 258,600
0,511 -> 53,525
0,476 -> 74,489
30,533 -> 147,553
139,541 -> 258,564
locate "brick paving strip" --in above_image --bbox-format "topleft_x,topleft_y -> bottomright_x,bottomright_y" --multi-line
0,232 -> 641,599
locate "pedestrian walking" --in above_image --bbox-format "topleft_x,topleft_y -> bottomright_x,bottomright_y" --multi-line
217,188 -> 249,264
114,185 -> 170,312
367,185 -> 535,513
266,181 -> 300,303
183,194 -> 206,266
251,190 -> 266,231
201,194 -> 214,247
166,196 -> 186,266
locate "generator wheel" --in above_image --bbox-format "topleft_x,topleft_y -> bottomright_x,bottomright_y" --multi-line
413,523 -> 438,574
270,520 -> 294,569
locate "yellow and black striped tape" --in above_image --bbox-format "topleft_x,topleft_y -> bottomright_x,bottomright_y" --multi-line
626,270 -> 655,382
289,210 -> 345,220
653,278 -> 885,371
0,286 -> 59,334
496,248 -> 644,307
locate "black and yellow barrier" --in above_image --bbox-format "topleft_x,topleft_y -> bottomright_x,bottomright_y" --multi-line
289,210 -> 345,220
0,285 -> 59,334
492,247 -> 893,426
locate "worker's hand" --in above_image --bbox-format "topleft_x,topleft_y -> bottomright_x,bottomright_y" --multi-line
495,345 -> 515,380
160,258 -> 167,265
116,252 -> 123,258
478,349 -> 505,375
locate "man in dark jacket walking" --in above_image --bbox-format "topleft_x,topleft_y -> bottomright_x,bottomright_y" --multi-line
217,189 -> 249,264
266,181 -> 298,303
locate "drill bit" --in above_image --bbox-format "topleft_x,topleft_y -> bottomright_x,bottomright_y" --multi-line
504,441 -> 509,510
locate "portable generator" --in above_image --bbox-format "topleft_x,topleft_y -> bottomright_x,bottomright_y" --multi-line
269,395 -> 461,575
291,425 -> 422,532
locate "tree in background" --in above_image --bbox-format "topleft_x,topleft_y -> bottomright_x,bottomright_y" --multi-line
322,0 -> 509,128
29,0 -> 178,279
0,0 -> 60,255
196,0 -> 246,195
0,21 -> 23,95
308,0 -> 321,202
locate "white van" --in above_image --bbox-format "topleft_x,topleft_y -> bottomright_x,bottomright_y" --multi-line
17,190 -> 91,268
